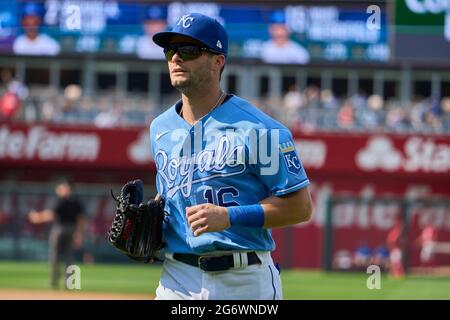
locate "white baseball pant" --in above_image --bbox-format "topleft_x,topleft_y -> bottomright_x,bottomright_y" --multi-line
155,251 -> 282,300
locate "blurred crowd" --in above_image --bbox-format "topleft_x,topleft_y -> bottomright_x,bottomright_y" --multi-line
272,85 -> 450,134
0,69 -> 159,128
1,69 -> 450,134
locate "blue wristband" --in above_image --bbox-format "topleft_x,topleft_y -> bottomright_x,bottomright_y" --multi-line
228,204 -> 264,227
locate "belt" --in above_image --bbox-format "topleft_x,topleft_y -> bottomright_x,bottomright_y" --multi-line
173,252 -> 261,272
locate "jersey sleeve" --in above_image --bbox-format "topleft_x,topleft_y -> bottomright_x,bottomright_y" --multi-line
251,128 -> 310,197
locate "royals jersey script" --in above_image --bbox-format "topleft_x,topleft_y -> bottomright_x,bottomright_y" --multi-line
150,95 -> 310,254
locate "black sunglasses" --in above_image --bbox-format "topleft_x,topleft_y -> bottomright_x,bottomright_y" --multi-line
163,44 -> 219,61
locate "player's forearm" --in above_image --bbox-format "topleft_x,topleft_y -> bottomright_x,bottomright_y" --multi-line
32,209 -> 54,223
260,186 -> 313,228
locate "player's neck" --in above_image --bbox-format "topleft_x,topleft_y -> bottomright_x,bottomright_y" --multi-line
26,32 -> 39,41
180,86 -> 224,125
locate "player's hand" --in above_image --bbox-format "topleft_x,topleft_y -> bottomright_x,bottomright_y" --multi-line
28,210 -> 40,224
186,203 -> 230,237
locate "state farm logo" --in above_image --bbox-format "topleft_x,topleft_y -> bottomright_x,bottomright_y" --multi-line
0,125 -> 100,161
356,136 -> 450,173
356,136 -> 402,171
128,130 -> 152,164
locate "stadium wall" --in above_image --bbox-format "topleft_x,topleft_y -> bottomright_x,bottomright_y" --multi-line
1,122 -> 449,268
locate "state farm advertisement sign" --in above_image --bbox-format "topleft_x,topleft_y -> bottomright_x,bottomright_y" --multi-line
0,125 -> 100,162
0,123 -> 153,169
296,132 -> 450,178
356,136 -> 450,173
1,123 -> 449,179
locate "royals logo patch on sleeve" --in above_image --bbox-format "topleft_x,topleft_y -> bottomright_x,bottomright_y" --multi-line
280,142 -> 302,175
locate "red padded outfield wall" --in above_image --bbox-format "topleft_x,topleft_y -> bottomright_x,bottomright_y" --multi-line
1,122 -> 450,268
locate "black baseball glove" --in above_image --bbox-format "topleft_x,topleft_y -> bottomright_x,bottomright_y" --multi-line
107,179 -> 166,263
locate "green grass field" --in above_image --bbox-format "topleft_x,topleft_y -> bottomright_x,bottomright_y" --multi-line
0,261 -> 450,299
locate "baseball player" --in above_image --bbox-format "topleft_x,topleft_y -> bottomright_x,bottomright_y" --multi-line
150,13 -> 313,300
13,3 -> 60,56
28,179 -> 85,289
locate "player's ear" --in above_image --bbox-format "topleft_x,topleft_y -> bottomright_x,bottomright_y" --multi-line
213,55 -> 225,74
214,54 -> 225,67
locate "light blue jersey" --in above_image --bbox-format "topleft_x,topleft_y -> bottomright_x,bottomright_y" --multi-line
150,95 -> 310,254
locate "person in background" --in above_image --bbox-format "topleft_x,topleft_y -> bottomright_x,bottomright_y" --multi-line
371,245 -> 390,271
353,242 -> 372,269
282,85 -> 304,126
0,68 -> 28,121
136,6 -> 167,60
13,3 -> 60,56
386,218 -> 405,279
416,222 -> 438,269
261,10 -> 310,64
0,90 -> 21,121
28,179 -> 85,289
337,100 -> 355,130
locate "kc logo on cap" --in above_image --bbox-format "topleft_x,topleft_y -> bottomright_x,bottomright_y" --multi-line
177,14 -> 194,28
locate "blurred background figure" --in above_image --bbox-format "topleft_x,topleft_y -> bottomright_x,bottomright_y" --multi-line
13,3 -> 60,56
359,94 -> 384,130
332,250 -> 353,270
353,242 -> 372,270
416,222 -> 438,269
337,99 -> 355,130
28,179 -> 85,289
282,84 -> 304,126
136,6 -> 167,60
0,90 -> 21,121
95,105 -> 123,128
60,84 -> 83,122
0,68 -> 28,121
320,89 -> 339,110
371,245 -> 390,271
387,218 -> 405,279
261,10 -> 310,64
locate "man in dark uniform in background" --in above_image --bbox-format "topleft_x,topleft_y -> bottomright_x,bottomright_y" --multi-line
28,179 -> 85,289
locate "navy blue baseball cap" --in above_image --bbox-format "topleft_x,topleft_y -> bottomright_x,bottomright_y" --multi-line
23,3 -> 43,17
152,13 -> 228,57
269,10 -> 286,24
